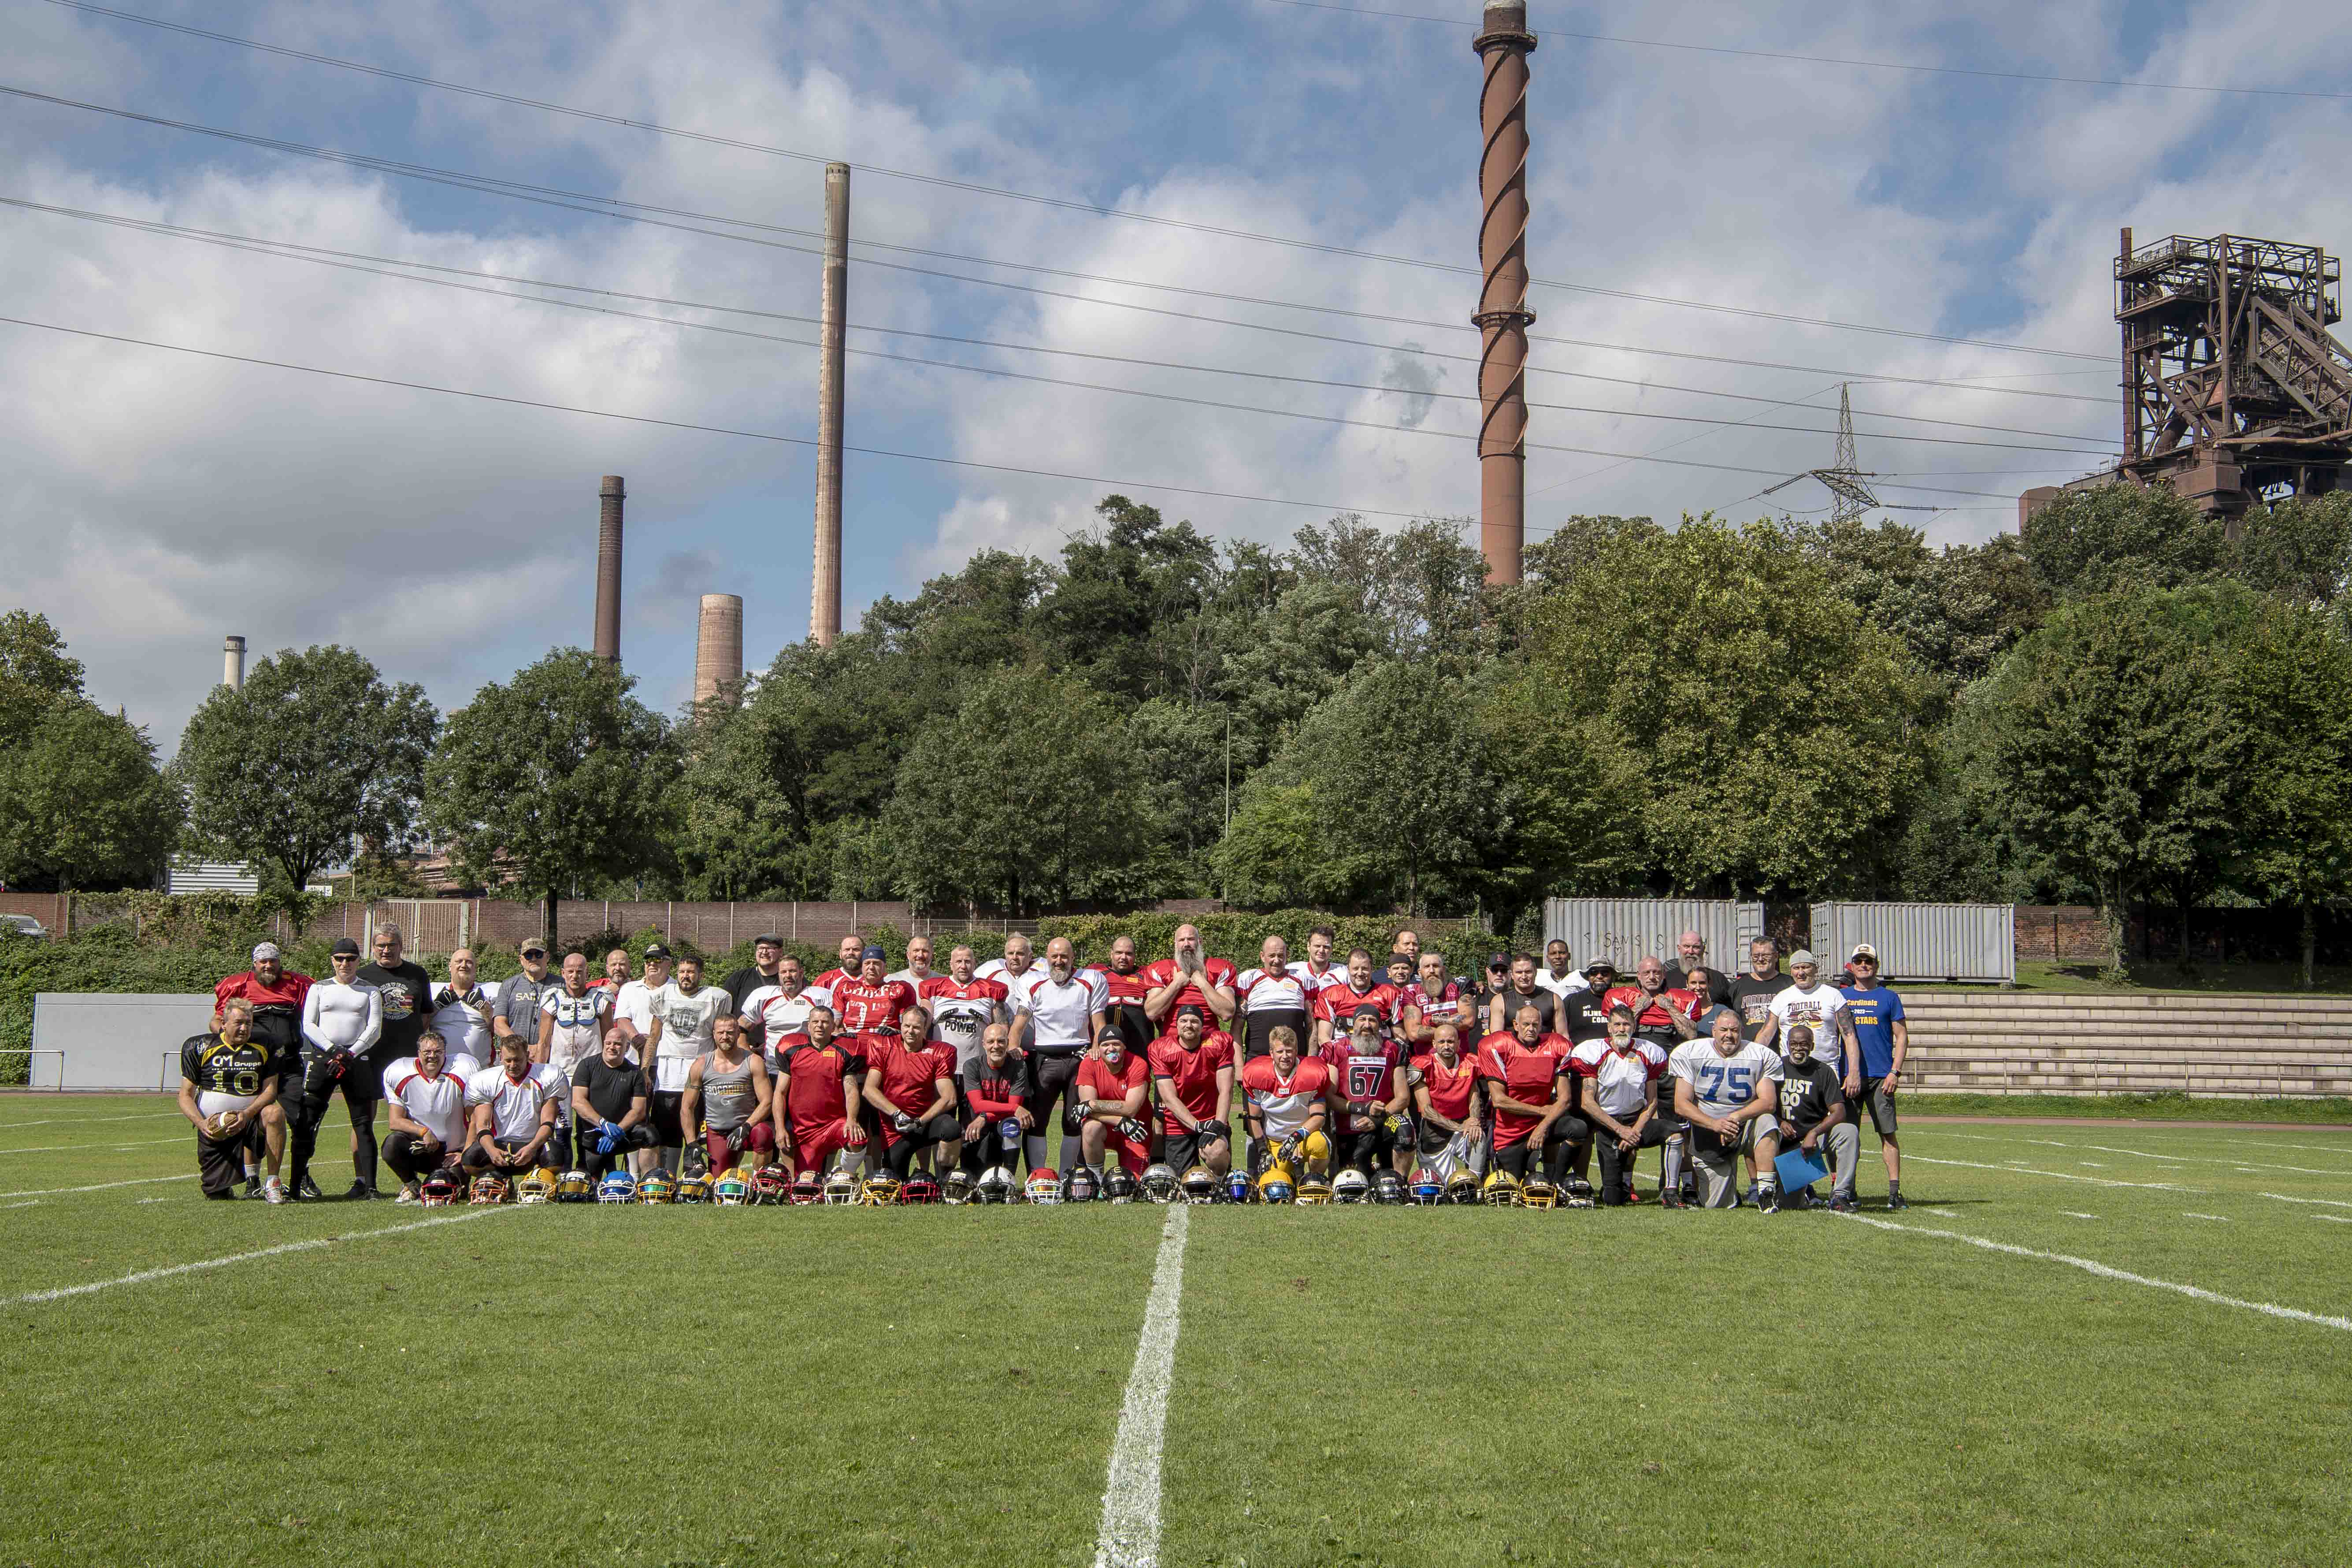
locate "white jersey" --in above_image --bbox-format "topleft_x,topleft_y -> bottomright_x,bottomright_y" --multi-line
1768,984 -> 1851,1076
301,979 -> 382,1055
1668,1040 -> 1784,1119
739,983 -> 823,1067
649,980 -> 729,1093
382,1057 -> 470,1146
975,958 -> 1043,995
1569,1038 -> 1666,1120
1536,967 -> 1589,1000
539,986 -> 611,1076
1234,967 -> 1312,1014
1010,969 -> 1106,1052
427,983 -> 495,1064
612,977 -> 661,1041
465,1063 -> 565,1142
1285,960 -> 1347,1004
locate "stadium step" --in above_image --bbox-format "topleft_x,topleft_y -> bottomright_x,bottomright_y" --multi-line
1900,991 -> 2352,1098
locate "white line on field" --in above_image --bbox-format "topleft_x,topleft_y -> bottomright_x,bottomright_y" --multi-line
0,1136 -> 185,1157
1938,1133 -> 2352,1179
1093,1201 -> 1189,1568
0,1174 -> 197,1199
1909,1156 -> 2198,1191
0,1111 -> 181,1130
2060,1212 -> 2100,1220
3,1207 -> 515,1305
2317,1215 -> 2352,1225
2256,1191 -> 2352,1210
1836,1212 -> 2352,1334
1,1200 -> 36,1210
2181,1212 -> 2230,1222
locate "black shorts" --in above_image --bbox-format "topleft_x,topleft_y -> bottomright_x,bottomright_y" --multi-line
195,1129 -> 246,1197
1241,1009 -> 1308,1061
1163,1123 -> 1230,1171
649,1090 -> 686,1145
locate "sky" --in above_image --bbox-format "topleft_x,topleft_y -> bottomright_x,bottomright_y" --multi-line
6,0 -> 2351,749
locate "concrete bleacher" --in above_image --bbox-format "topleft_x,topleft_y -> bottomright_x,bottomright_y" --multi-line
1903,992 -> 2352,1098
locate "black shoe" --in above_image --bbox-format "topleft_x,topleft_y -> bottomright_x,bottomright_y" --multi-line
1660,1187 -> 1684,1211
243,1175 -> 265,1200
1758,1186 -> 1782,1215
297,1175 -> 323,1201
344,1180 -> 377,1201
1886,1190 -> 1910,1211
1828,1195 -> 1857,1213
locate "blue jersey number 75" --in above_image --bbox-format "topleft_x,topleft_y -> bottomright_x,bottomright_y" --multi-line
1696,1063 -> 1754,1103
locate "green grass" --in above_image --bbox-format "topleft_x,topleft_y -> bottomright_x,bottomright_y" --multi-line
4,1097 -> 2351,1566
1904,1091 -> 2352,1124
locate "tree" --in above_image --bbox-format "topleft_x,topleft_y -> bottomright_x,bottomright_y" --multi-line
175,645 -> 437,892
2229,601 -> 2352,985
2022,483 -> 2223,598
881,668 -> 1145,912
426,649 -> 674,939
1975,586 -> 2256,971
2229,493 -> 2352,611
0,700 -> 182,890
0,608 -> 87,747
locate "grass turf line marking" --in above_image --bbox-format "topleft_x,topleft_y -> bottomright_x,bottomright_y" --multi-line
0,1200 -> 36,1210
0,1136 -> 186,1157
2182,1212 -> 2230,1222
0,1173 -> 197,1199
2317,1215 -> 2352,1225
2060,1211 -> 2100,1220
0,1111 -> 183,1130
1908,1155 -> 2198,1191
3,1207 -> 514,1305
1093,1201 -> 1190,1568
2256,1191 -> 2352,1210
1837,1212 -> 2352,1334
1942,1132 -> 2352,1179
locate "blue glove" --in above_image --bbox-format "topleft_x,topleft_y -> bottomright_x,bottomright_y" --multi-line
597,1122 -> 622,1155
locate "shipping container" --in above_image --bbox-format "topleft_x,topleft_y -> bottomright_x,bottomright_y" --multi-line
1810,901 -> 2015,984
1542,899 -> 1765,976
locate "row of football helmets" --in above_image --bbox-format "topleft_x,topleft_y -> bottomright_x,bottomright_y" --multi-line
425,1164 -> 1599,1207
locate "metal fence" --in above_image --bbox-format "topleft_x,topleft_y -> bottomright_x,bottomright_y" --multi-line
1543,899 -> 1765,974
1810,902 -> 2015,984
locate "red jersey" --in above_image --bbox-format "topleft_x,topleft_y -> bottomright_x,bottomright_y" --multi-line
1603,984 -> 1699,1034
1409,1051 -> 1481,1124
831,977 -> 917,1041
867,1036 -> 951,1120
1077,1049 -> 1150,1112
1147,1031 -> 1235,1130
777,1038 -> 864,1135
1239,1054 -> 1333,1140
1092,965 -> 1153,1012
1396,979 -> 1469,1045
1140,956 -> 1238,1035
214,969 -> 313,1055
1477,1031 -> 1572,1147
1324,1037 -> 1404,1131
1315,981 -> 1401,1041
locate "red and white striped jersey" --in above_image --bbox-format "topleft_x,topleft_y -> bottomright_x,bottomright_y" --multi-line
382,1057 -> 469,1146
1233,967 -> 1312,1015
1569,1037 -> 1667,1120
1239,1054 -> 1332,1141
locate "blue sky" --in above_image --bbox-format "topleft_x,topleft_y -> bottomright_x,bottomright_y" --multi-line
5,0 -> 2349,749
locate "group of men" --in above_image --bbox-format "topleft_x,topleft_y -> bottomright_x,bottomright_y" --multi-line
181,921 -> 1911,1212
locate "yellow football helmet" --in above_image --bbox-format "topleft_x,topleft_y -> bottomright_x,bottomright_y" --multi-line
1256,1161 -> 1297,1204
675,1172 -> 712,1205
515,1168 -> 556,1205
859,1174 -> 902,1207
1520,1176 -> 1558,1211
1295,1175 -> 1333,1205
638,1170 -> 677,1204
1481,1170 -> 1523,1208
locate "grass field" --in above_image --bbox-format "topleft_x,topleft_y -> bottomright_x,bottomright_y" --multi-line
3,1096 -> 2348,1568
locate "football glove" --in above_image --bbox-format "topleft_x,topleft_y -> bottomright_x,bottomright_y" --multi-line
596,1123 -> 622,1155
1116,1117 -> 1150,1145
892,1112 -> 917,1134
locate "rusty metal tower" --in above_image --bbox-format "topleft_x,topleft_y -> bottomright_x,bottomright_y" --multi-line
2115,226 -> 2352,519
1473,0 -> 1535,587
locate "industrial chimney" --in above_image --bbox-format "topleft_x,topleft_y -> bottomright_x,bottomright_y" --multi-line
1473,0 -> 1536,587
810,162 -> 849,649
694,593 -> 744,705
594,475 -> 624,664
222,634 -> 245,691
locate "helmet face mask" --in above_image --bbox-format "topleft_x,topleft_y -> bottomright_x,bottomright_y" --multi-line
1180,1165 -> 1218,1203
791,1171 -> 824,1206
901,1176 -> 941,1205
555,1170 -> 593,1203
822,1170 -> 861,1205
1225,1170 -> 1254,1205
751,1166 -> 792,1205
712,1171 -> 750,1206
1521,1177 -> 1558,1211
1331,1168 -> 1369,1204
596,1170 -> 638,1205
638,1170 -> 677,1204
1372,1168 -> 1406,1205
675,1172 -> 711,1205
859,1174 -> 902,1207
1408,1171 -> 1443,1206
1141,1163 -> 1179,1203
1063,1167 -> 1100,1204
1481,1171 -> 1523,1208
942,1168 -> 975,1205
516,1169 -> 555,1205
1025,1168 -> 1062,1205
469,1174 -> 512,1206
977,1166 -> 1014,1204
1444,1170 -> 1482,1206
1103,1168 -> 1139,1204
421,1170 -> 462,1208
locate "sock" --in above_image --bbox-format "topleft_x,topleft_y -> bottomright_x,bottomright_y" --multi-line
1023,1133 -> 1048,1172
1662,1136 -> 1684,1192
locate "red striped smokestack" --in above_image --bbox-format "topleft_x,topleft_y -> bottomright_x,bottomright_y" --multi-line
1474,0 -> 1535,587
595,475 -> 624,664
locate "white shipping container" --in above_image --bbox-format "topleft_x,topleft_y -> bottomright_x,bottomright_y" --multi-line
1543,899 -> 1766,976
1810,902 -> 2015,984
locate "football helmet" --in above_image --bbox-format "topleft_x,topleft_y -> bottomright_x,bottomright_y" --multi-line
1443,1169 -> 1482,1206
976,1166 -> 1015,1204
468,1173 -> 511,1206
1564,1178 -> 1596,1210
1063,1166 -> 1101,1204
1481,1170 -> 1523,1208
675,1172 -> 712,1205
712,1171 -> 750,1206
790,1170 -> 824,1206
942,1168 -> 975,1205
1521,1176 -> 1558,1211
1259,1170 -> 1296,1205
516,1168 -> 556,1205
1408,1170 -> 1443,1206
901,1176 -> 941,1205
1025,1168 -> 1063,1204
595,1170 -> 638,1205
751,1166 -> 792,1205
555,1169 -> 594,1203
420,1169 -> 462,1208
1371,1168 -> 1406,1205
1331,1168 -> 1370,1204
859,1174 -> 902,1207
1224,1170 -> 1254,1204
638,1170 -> 677,1205
1295,1175 -> 1332,1205
1180,1164 -> 1218,1204
681,1142 -> 710,1179
1103,1168 -> 1139,1205
1140,1163 -> 1179,1203
822,1169 -> 861,1205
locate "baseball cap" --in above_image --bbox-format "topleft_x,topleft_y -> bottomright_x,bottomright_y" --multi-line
519,938 -> 548,957
861,943 -> 888,964
1351,1003 -> 1384,1025
643,942 -> 671,960
1486,951 -> 1509,971
1788,948 -> 1818,967
1176,1003 -> 1205,1021
330,938 -> 361,956
250,941 -> 281,962
754,932 -> 784,947
1582,957 -> 1616,976
1850,943 -> 1878,962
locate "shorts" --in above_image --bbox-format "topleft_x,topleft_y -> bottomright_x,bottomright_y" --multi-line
1860,1079 -> 1899,1137
195,1128 -> 247,1197
1241,1009 -> 1308,1061
880,1114 -> 961,1176
790,1121 -> 863,1177
1413,1130 -> 1485,1183
649,1090 -> 686,1145
703,1121 -> 778,1171
1163,1123 -> 1231,1171
464,1134 -> 551,1171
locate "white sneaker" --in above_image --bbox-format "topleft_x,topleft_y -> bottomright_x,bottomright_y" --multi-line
263,1177 -> 287,1205
393,1184 -> 420,1205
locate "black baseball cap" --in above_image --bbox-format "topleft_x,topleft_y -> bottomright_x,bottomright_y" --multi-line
330,938 -> 361,956
643,942 -> 671,960
754,933 -> 784,947
1176,1003 -> 1205,1021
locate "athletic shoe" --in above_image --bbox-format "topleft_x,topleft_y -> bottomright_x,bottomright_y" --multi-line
1827,1194 -> 1856,1213
1659,1188 -> 1684,1211
263,1177 -> 287,1205
297,1175 -> 323,1201
1886,1190 -> 1911,1211
1624,1187 -> 1642,1205
393,1184 -> 420,1205
1757,1186 -> 1782,1215
344,1180 -> 376,1201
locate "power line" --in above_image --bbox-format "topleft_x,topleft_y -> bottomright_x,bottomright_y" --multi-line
0,191 -> 2126,453
1259,0 -> 2352,101
4,20 -> 2103,359
0,84 -> 2117,408
0,311 -> 2044,500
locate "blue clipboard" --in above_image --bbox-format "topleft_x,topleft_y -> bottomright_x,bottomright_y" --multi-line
1775,1146 -> 1829,1193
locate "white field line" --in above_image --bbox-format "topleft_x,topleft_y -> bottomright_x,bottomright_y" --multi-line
0,1136 -> 188,1157
2256,1191 -> 2352,1210
2181,1213 -> 2231,1222
0,1173 -> 198,1199
1909,1155 -> 2199,1191
4,1207 -> 515,1305
1837,1212 -> 2352,1333
2316,1215 -> 2352,1225
1959,1133 -> 2352,1179
0,1111 -> 183,1130
2060,1211 -> 2099,1220
1093,1201 -> 1190,1568
1,1200 -> 36,1210
2222,1139 -> 2352,1157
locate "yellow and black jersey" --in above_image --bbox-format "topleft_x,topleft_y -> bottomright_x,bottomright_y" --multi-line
179,1032 -> 275,1100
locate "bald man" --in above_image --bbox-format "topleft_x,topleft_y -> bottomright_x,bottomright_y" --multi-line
1142,923 -> 1236,1037
1006,937 -> 1107,1172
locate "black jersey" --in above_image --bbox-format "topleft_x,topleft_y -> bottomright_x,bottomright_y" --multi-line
1776,1056 -> 1845,1137
179,1031 -> 275,1100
